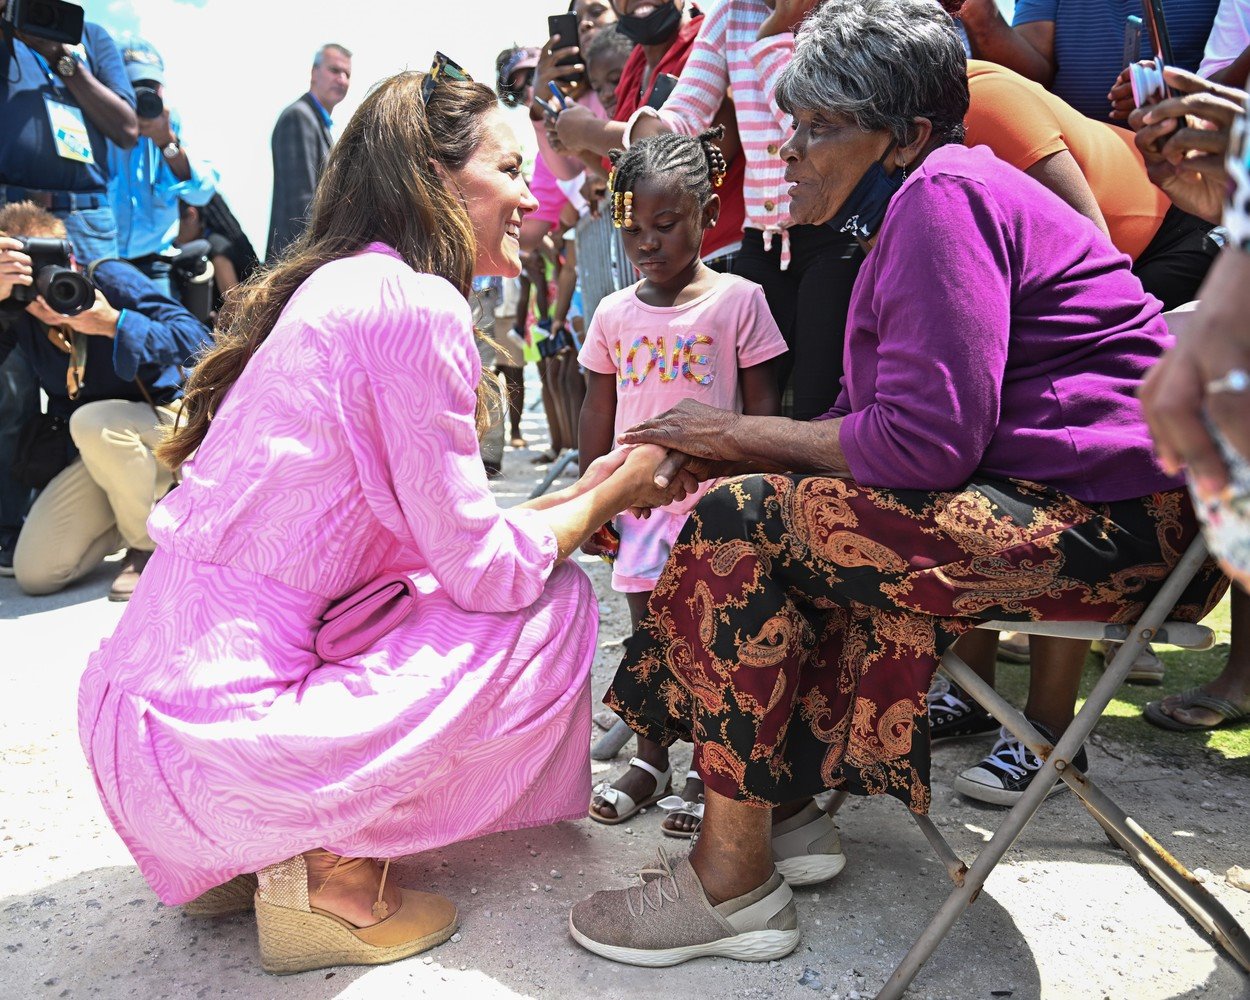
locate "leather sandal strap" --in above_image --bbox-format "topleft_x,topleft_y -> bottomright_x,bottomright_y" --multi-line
628,756 -> 672,787
1184,688 -> 1248,721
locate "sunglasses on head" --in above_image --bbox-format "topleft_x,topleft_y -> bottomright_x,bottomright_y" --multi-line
422,51 -> 472,104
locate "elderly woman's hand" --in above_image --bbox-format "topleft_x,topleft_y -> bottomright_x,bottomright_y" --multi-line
1128,68 -> 1246,224
618,399 -> 743,462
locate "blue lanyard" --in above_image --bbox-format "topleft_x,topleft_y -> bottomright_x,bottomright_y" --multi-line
31,50 -> 59,86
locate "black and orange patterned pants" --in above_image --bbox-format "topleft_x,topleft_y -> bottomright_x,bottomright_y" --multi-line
606,475 -> 1225,814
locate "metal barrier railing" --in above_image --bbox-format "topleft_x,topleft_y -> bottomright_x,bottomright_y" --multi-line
575,212 -> 634,326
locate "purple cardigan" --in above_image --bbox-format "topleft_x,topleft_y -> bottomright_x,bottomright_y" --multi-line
829,144 -> 1181,504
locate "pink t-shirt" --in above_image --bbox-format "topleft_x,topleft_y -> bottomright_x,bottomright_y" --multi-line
578,271 -> 788,513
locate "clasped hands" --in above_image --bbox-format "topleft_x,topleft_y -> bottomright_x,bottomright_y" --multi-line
583,400 -> 740,510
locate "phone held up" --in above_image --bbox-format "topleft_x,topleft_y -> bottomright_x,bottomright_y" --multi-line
1128,0 -> 1176,108
547,11 -> 583,79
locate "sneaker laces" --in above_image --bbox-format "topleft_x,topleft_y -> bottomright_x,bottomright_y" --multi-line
983,726 -> 1043,781
626,848 -> 681,918
928,675 -> 975,720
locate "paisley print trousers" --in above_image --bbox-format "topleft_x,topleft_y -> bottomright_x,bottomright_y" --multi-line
606,475 -> 1225,814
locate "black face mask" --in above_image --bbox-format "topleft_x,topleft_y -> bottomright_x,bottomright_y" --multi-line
825,146 -> 906,242
616,1 -> 683,46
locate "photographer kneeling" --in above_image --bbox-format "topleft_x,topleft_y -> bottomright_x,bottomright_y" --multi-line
0,201 -> 210,600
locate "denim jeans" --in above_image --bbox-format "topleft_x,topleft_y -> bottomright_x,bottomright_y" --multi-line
0,351 -> 38,545
60,205 -> 120,264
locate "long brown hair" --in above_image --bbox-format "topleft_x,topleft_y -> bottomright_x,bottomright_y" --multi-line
159,71 -> 503,469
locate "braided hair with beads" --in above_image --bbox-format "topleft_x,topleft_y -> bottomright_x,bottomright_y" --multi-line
606,125 -> 729,229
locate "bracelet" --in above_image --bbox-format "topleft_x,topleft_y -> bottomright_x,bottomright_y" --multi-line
622,106 -> 661,150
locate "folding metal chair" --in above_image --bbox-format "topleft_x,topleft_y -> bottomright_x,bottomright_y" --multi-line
821,535 -> 1250,999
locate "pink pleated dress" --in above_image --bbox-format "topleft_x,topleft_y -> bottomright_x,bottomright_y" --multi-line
78,245 -> 595,905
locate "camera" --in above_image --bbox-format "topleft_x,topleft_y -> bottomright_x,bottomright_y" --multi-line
9,237 -> 95,316
133,84 -> 164,120
1,0 -> 84,46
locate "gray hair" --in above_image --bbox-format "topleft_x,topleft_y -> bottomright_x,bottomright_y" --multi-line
585,24 -> 635,69
313,43 -> 352,68
775,0 -> 968,147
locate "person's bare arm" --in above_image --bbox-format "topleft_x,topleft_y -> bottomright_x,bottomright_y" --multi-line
958,0 -> 1056,85
19,34 -> 138,147
212,255 -> 239,296
1024,149 -> 1111,240
1209,47 -> 1250,89
1141,248 -> 1250,496
554,102 -> 631,158
519,444 -> 697,556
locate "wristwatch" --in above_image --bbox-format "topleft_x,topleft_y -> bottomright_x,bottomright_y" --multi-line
55,52 -> 77,78
161,138 -> 181,159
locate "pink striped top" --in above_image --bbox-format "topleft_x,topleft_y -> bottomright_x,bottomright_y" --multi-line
637,0 -> 795,261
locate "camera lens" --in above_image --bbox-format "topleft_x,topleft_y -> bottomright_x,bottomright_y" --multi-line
134,86 -> 164,120
35,267 -> 95,317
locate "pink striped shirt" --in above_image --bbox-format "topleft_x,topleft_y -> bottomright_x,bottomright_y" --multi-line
637,0 -> 795,261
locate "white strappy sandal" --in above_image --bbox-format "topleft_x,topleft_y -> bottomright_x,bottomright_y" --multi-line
657,770 -> 705,839
589,756 -> 673,825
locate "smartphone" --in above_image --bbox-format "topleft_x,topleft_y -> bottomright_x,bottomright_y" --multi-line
1140,0 -> 1175,74
547,12 -> 582,70
646,73 -> 679,110
1123,15 -> 1143,71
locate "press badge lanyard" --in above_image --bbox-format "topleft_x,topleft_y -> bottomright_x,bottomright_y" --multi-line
33,49 -> 96,166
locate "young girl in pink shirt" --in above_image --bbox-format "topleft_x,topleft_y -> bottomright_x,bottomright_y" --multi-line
578,127 -> 788,835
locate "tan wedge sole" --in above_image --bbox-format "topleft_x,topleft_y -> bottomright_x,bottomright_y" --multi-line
182,873 -> 258,918
255,892 -> 458,975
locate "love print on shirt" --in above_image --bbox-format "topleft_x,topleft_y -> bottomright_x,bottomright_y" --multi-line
613,333 -> 715,388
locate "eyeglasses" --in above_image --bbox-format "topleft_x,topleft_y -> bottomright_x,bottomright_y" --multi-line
422,51 -> 473,104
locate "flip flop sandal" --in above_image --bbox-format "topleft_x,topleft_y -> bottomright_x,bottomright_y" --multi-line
1143,688 -> 1250,732
589,757 -> 673,825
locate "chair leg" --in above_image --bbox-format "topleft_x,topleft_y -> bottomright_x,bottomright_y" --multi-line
876,746 -> 1069,1000
877,539 -> 1241,998
910,813 -> 969,888
1073,775 -> 1250,973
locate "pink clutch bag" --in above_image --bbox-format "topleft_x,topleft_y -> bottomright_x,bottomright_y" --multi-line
314,572 -> 417,661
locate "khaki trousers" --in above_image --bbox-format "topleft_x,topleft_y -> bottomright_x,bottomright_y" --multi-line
14,399 -> 177,595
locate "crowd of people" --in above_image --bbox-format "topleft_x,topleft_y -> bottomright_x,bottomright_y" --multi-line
0,4 -> 325,597
3,0 -> 1250,983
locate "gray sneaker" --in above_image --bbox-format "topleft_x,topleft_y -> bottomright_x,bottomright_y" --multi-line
770,800 -> 848,886
569,852 -> 799,967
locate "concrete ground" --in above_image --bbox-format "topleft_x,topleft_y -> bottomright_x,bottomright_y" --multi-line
2,375 -> 1249,1000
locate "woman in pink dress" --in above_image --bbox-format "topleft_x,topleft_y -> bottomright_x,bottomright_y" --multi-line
77,65 -> 688,975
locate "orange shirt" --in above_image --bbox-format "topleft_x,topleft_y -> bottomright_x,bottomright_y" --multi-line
965,59 -> 1170,260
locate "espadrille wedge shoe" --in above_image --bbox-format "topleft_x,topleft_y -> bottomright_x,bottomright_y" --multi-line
254,853 -> 458,975
183,872 -> 258,917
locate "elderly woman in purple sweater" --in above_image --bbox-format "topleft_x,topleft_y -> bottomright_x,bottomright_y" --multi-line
566,0 -> 1226,969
